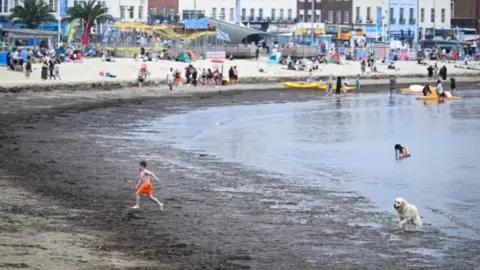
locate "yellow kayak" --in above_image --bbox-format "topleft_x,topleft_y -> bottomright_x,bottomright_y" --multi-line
416,95 -> 462,100
416,90 -> 461,100
282,82 -> 321,89
317,84 -> 356,91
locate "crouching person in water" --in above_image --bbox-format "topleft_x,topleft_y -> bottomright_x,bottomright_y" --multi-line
133,161 -> 164,210
395,144 -> 410,159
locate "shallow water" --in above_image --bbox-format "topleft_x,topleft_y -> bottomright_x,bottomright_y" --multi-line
141,91 -> 480,238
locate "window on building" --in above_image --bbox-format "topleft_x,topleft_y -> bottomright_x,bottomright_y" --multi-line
49,0 -> 57,12
343,10 -> 349,24
183,10 -> 202,20
355,7 -> 360,21
14,0 -> 19,7
409,8 -> 414,20
150,8 -> 156,15
259,8 -> 263,20
120,6 -> 125,19
220,7 -> 225,20
139,6 -> 143,20
271,9 -> 276,20
431,8 -> 435,23
307,9 -> 312,22
299,9 -> 304,22
229,8 -> 234,21
288,9 -> 292,21
128,6 -> 134,19
366,7 -> 371,21
336,10 -> 341,24
389,7 -> 394,23
279,8 -> 284,20
420,8 -> 424,22
241,8 -> 246,20
170,8 -> 175,19
399,7 -> 404,20
315,9 -> 320,22
451,1 -> 454,17
441,8 -> 445,23
328,10 -> 333,23
250,8 -> 254,21
161,7 -> 166,16
211,7 -> 216,19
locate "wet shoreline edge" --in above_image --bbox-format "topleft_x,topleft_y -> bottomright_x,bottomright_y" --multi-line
2,72 -> 480,93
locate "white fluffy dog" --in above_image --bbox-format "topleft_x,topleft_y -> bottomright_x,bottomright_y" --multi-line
393,197 -> 423,231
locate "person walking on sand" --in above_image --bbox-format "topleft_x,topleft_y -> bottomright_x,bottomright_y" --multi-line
167,68 -> 174,91
132,161 -> 164,210
54,62 -> 61,80
25,58 -> 32,79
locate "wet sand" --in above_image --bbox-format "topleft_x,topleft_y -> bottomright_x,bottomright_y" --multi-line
0,86 -> 479,269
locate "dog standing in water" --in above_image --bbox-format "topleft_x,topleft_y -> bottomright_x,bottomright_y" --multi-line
132,161 -> 164,210
394,198 -> 422,231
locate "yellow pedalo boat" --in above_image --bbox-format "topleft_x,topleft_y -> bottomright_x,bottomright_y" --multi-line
317,84 -> 356,91
282,82 -> 356,91
282,82 -> 322,89
416,89 -> 461,100
401,84 -> 436,95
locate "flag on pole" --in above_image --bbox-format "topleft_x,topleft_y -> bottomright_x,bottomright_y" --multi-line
82,16 -> 90,45
216,28 -> 231,42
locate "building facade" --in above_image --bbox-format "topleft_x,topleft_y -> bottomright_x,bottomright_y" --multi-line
418,0 -> 451,38
451,0 -> 480,30
178,0 -> 296,24
296,0 -> 352,24
0,0 -> 148,22
352,0 -> 385,38
386,0 -> 418,42
148,0 -> 177,23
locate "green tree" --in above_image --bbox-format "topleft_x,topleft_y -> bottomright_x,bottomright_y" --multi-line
9,0 -> 57,29
64,0 -> 112,32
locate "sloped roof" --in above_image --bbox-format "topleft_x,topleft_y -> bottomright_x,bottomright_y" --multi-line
204,17 -> 272,43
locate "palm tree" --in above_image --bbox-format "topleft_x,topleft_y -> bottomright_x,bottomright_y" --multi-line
65,0 -> 112,33
9,0 -> 57,29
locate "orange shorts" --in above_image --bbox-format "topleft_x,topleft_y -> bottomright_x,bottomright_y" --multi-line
137,182 -> 153,196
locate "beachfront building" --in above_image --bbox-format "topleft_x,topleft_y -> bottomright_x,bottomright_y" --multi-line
385,0 -> 419,43
178,0 -> 296,25
0,0 -> 149,33
148,0 -> 178,23
352,0 -> 385,40
297,0 -> 352,25
451,0 -> 480,30
418,0 -> 451,39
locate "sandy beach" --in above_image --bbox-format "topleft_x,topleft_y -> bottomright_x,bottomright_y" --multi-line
1,82 -> 480,269
2,57 -> 480,92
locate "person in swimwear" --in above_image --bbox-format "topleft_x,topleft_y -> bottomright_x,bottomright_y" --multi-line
394,144 -> 410,159
132,161 -> 164,210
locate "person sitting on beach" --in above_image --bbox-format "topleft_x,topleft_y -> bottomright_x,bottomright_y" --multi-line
395,144 -> 410,159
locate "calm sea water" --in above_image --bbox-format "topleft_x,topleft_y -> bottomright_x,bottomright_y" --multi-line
142,91 -> 480,238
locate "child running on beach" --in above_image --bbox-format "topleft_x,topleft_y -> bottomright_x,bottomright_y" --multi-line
133,161 -> 164,210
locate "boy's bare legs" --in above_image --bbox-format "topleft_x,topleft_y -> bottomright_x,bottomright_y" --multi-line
149,195 -> 164,210
132,194 -> 141,209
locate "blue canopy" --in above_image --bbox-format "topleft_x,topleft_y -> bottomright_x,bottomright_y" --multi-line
183,18 -> 208,29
